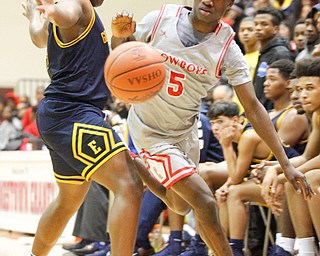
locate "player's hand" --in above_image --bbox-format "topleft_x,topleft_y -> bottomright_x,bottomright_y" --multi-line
261,166 -> 278,205
269,183 -> 284,216
22,0 -> 38,20
215,183 -> 229,203
112,10 -> 136,38
283,165 -> 315,200
250,161 -> 275,183
35,0 -> 55,20
218,126 -> 235,148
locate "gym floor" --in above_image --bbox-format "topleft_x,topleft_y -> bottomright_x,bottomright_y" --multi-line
0,229 -> 74,256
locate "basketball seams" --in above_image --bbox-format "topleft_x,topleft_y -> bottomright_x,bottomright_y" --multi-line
105,44 -> 150,84
109,61 -> 165,86
110,76 -> 166,92
104,41 -> 166,103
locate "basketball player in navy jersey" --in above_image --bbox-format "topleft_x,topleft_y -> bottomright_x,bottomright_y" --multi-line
111,0 -> 313,255
22,0 -> 143,255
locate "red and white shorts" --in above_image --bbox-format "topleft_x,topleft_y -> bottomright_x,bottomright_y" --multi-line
139,132 -> 199,189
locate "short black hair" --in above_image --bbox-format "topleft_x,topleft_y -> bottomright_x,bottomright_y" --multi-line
268,59 -> 295,80
240,16 -> 255,23
256,7 -> 284,26
207,101 -> 240,120
295,57 -> 320,78
295,18 -> 305,26
289,70 -> 297,80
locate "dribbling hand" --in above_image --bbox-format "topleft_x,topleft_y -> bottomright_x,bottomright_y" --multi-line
112,10 -> 136,38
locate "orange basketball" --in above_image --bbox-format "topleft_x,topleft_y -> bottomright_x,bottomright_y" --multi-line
104,41 -> 166,104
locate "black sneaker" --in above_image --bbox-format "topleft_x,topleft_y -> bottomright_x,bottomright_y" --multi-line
230,244 -> 244,256
179,237 -> 208,256
153,238 -> 184,256
62,239 -> 93,251
268,245 -> 292,256
72,241 -> 107,255
86,244 -> 111,256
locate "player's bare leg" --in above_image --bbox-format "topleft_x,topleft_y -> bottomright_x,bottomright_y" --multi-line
91,151 -> 143,256
286,181 -> 314,238
171,174 -> 232,256
305,170 -> 320,238
227,180 -> 263,240
133,157 -> 190,215
32,182 -> 91,255
134,157 -> 232,255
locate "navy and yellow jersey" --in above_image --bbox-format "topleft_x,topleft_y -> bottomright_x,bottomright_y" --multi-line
45,5 -> 110,109
272,105 -> 294,131
240,117 -> 300,165
37,98 -> 127,184
271,105 -> 308,155
37,6 -> 128,184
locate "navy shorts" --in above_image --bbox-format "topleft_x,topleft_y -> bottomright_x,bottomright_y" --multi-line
37,97 -> 127,184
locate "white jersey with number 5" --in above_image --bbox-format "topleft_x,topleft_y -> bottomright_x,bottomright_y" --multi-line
128,4 -> 251,151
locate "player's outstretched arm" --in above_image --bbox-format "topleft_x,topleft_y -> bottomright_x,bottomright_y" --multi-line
235,81 -> 314,199
22,0 -> 48,48
36,0 -> 83,28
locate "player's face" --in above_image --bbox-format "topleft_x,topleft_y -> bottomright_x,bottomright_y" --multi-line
210,115 -> 235,139
298,76 -> 320,114
293,23 -> 306,51
238,20 -> 258,47
263,68 -> 288,100
288,78 -> 305,115
191,0 -> 233,32
254,14 -> 278,43
304,18 -> 319,44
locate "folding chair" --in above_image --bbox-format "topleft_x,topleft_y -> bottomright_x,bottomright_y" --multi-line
244,202 -> 275,256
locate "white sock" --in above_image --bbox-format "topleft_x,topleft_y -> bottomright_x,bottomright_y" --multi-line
296,237 -> 316,255
275,233 -> 282,246
278,236 -> 295,254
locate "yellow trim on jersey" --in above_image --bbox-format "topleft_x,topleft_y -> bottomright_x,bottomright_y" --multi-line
240,129 -> 274,163
275,105 -> 293,131
252,151 -> 274,163
274,0 -> 293,10
53,5 -> 95,48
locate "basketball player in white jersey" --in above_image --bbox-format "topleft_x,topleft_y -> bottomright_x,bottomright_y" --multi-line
111,0 -> 313,255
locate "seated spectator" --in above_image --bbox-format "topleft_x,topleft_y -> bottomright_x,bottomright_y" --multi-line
4,92 -> 19,110
292,19 -> 307,56
19,105 -> 44,150
0,96 -> 5,121
0,105 -> 23,150
311,4 -> 320,57
22,85 -> 45,129
253,7 -> 294,110
296,5 -> 320,61
23,105 -> 39,138
261,57 -> 320,256
209,59 -> 309,255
